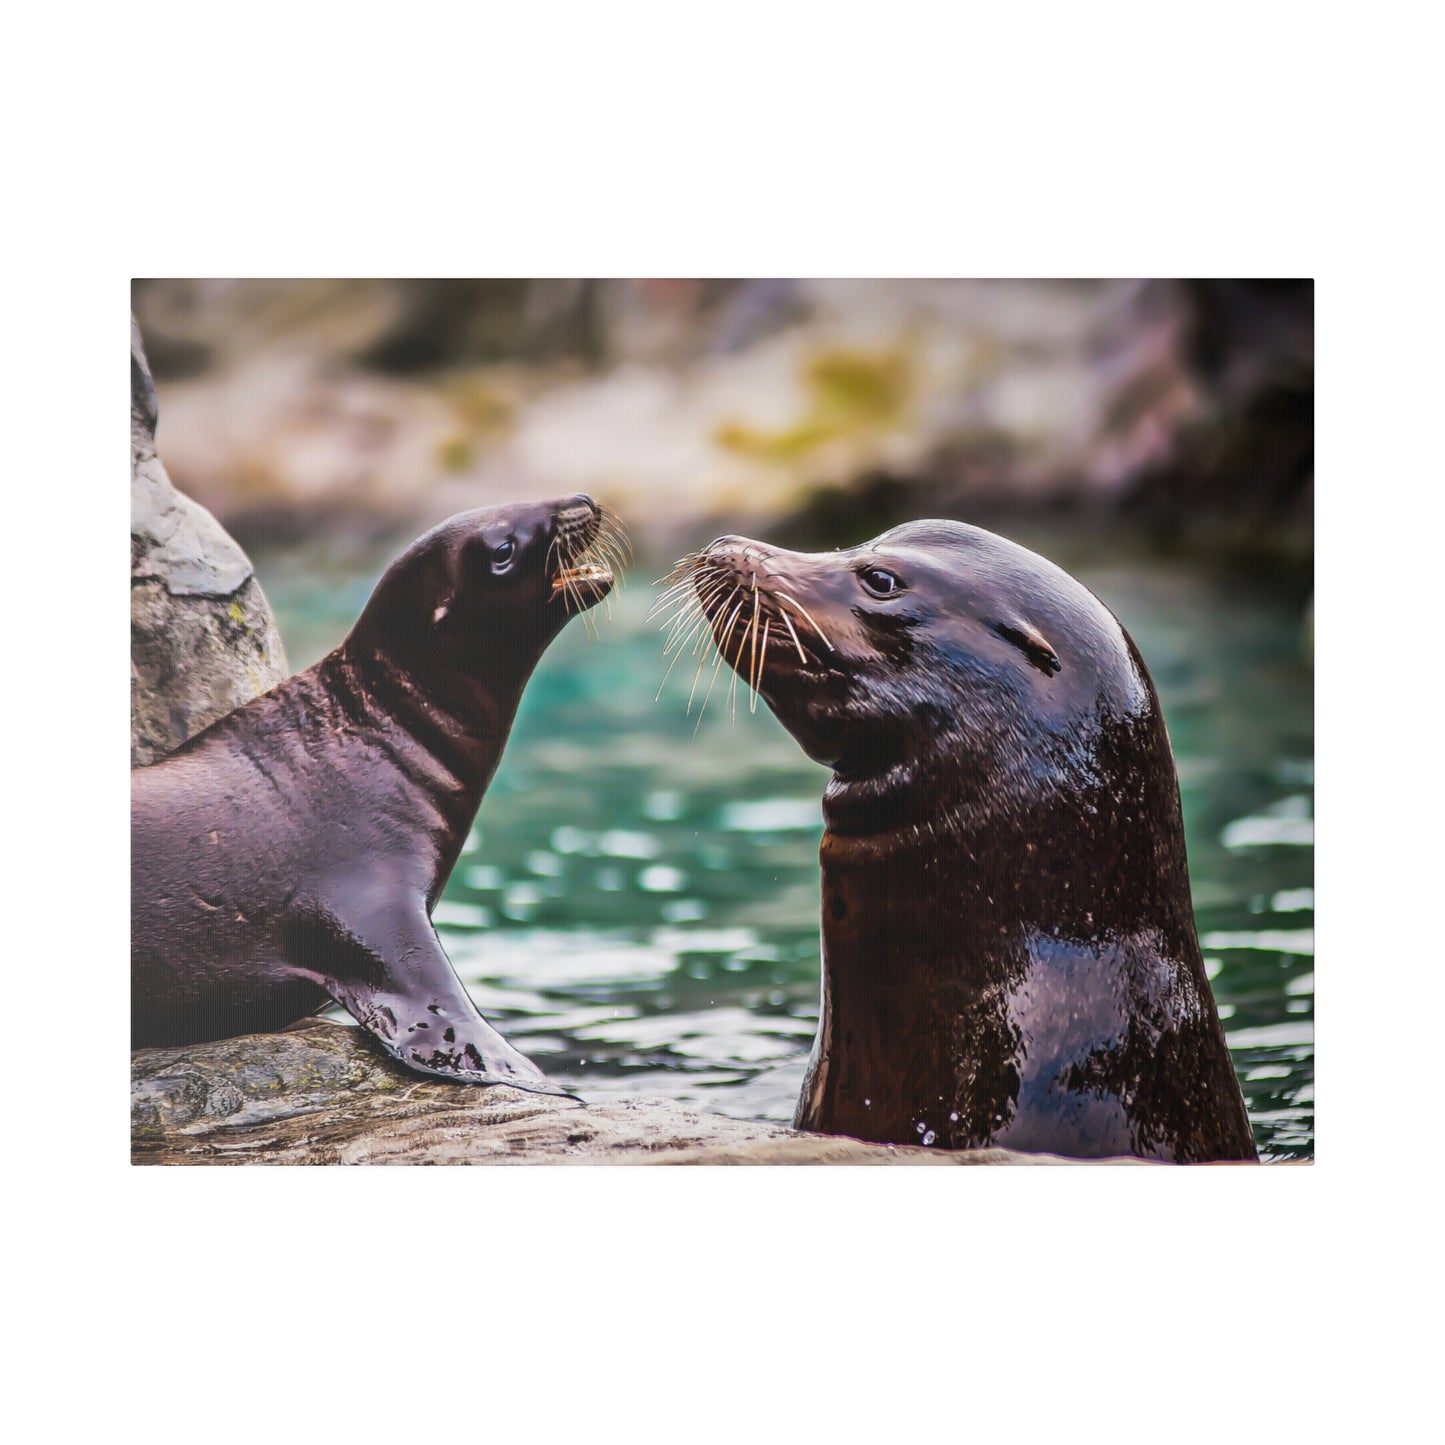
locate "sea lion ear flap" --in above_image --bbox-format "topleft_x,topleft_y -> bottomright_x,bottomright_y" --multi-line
436,534 -> 485,624
991,619 -> 1062,676
431,556 -> 457,626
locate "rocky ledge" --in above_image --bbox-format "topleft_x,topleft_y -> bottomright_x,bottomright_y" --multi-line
130,1020 -> 1138,1166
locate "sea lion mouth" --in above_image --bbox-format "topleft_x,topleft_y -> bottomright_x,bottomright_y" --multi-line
550,561 -> 614,595
548,501 -> 628,613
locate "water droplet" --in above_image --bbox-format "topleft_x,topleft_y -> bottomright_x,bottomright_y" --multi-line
916,1121 -> 927,1134
922,1130 -> 936,1146
949,1111 -> 959,1122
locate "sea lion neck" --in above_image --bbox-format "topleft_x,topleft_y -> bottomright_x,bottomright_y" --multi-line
818,775 -> 982,853
327,640 -> 524,785
822,698 -> 1200,934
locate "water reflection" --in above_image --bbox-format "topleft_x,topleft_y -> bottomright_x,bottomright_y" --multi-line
263,533 -> 1314,1161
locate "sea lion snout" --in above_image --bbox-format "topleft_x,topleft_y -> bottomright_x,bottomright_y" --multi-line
548,494 -> 626,609
555,495 -> 600,536
700,535 -> 775,571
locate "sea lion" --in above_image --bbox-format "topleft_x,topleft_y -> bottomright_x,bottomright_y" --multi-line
132,494 -> 625,1095
659,521 -> 1257,1161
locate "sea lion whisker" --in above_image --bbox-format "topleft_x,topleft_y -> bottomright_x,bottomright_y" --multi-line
775,592 -> 835,651
777,605 -> 809,663
690,589 -> 741,724
726,603 -> 751,720
658,609 -> 708,682
729,595 -> 757,725
571,565 -> 598,636
656,614 -> 713,700
659,596 -> 716,663
596,523 -> 628,571
647,587 -> 692,624
649,567 -> 717,619
662,578 -> 727,653
598,505 -> 633,557
707,592 -> 747,727
655,579 -> 705,616
690,573 -> 731,620
685,639 -> 712,715
752,619 -> 771,713
717,593 -> 747,652
600,532 -> 629,587
693,646 -> 727,733
667,605 -> 709,654
658,605 -> 696,655
660,599 -> 706,659
676,575 -> 728,632
721,594 -> 748,663
656,549 -> 706,587
591,545 -> 617,597
747,583 -> 762,712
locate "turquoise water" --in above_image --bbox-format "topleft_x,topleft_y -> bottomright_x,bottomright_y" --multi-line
258,529 -> 1314,1161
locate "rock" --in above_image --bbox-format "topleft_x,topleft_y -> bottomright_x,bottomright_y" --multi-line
130,315 -> 288,765
130,1021 -> 1140,1166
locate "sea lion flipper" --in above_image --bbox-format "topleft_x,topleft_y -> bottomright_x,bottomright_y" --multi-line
297,899 -> 574,1098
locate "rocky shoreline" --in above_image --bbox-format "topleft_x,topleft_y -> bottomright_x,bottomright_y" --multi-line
131,1021 -> 1141,1166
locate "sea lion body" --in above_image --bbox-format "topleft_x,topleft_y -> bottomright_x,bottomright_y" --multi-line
674,521 -> 1256,1161
132,495 -> 621,1093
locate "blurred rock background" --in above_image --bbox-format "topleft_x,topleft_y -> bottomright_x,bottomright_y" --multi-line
130,278 -> 1313,566
130,313 -> 288,764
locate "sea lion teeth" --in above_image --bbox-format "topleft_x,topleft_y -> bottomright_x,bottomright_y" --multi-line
674,521 -> 1258,1163
132,493 -> 617,1095
551,563 -> 613,593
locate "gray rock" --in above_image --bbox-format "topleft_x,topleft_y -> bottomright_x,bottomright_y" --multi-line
130,1021 -> 1145,1165
130,316 -> 288,765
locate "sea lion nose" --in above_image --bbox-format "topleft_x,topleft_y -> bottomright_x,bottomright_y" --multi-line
556,498 -> 596,532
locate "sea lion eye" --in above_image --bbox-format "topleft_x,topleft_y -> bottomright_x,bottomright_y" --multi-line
492,539 -> 516,573
859,566 -> 904,598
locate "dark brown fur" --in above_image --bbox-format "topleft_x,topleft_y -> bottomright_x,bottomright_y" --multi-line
132,495 -> 620,1094
674,521 -> 1256,1161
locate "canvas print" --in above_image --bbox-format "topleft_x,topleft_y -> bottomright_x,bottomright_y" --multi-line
130,279 -> 1313,1164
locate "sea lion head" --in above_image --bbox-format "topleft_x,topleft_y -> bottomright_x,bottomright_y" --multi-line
677,520 -> 1151,833
348,494 -> 625,694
